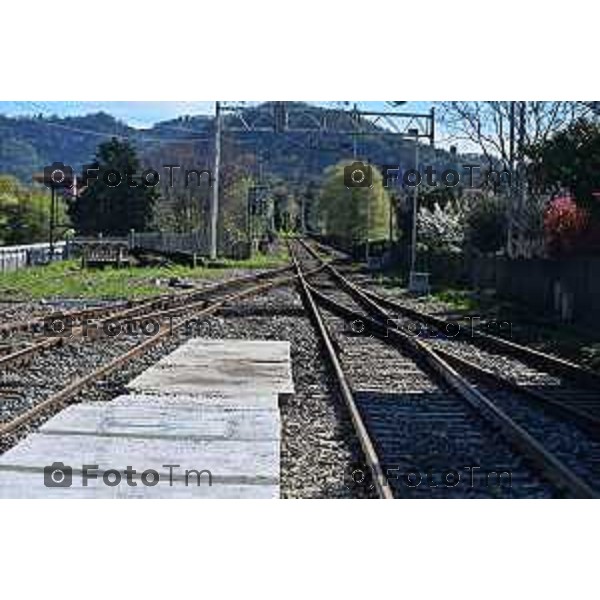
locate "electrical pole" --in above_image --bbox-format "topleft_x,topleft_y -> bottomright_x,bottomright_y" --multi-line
410,132 -> 419,276
389,195 -> 394,244
507,101 -> 516,256
509,101 -> 516,170
516,101 -> 527,252
49,185 -> 56,261
247,188 -> 252,255
352,103 -> 358,159
301,196 -> 306,234
209,100 -> 222,260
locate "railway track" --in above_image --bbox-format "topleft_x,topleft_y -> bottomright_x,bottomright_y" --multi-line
305,238 -> 600,427
347,280 -> 600,431
0,266 -> 294,371
290,238 -> 599,498
0,265 -> 301,447
4,237 -> 597,498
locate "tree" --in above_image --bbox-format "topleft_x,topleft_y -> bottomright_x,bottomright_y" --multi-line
156,184 -> 206,233
69,138 -> 158,235
417,201 -> 465,256
0,175 -> 68,245
143,139 -> 211,233
271,182 -> 298,232
464,193 -> 508,254
440,102 -> 589,167
318,162 -> 391,242
219,163 -> 255,248
526,118 -> 600,215
301,180 -> 319,232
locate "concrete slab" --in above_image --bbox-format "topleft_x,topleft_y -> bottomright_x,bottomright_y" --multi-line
160,339 -> 291,365
0,471 -> 278,499
110,392 -> 280,410
127,338 -> 294,397
0,433 -> 279,482
40,403 -> 280,441
0,339 -> 291,499
127,366 -> 293,397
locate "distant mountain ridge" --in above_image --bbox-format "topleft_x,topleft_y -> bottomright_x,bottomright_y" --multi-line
0,102 -> 468,187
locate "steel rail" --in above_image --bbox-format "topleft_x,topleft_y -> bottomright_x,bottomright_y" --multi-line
0,265 -> 296,369
289,243 -> 394,499
430,346 -> 600,440
302,239 -> 600,434
0,268 -> 301,439
303,236 -> 600,389
0,265 -> 294,338
365,286 -> 600,390
293,240 -> 597,498
306,282 -> 598,498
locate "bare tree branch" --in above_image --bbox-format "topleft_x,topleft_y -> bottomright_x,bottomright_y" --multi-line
439,101 -> 588,163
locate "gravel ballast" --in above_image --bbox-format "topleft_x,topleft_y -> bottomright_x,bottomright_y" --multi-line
0,279 -> 369,499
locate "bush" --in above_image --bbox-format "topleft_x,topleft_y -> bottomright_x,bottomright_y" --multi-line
543,195 -> 590,256
417,201 -> 464,256
0,175 -> 68,245
465,194 -> 508,254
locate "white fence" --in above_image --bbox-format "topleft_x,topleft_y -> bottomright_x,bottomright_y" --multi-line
0,242 -> 69,273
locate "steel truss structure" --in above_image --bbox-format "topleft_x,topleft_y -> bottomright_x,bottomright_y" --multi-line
208,101 -> 435,258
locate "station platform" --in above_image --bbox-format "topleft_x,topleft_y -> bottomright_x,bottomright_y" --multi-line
0,339 -> 293,498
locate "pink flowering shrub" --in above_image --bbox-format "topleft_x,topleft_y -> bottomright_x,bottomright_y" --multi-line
544,195 -> 590,256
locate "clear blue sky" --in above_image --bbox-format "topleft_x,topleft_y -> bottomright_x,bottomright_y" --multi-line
0,101 -> 434,128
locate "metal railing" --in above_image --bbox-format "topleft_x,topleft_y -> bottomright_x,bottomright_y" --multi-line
128,231 -> 209,255
0,242 -> 69,273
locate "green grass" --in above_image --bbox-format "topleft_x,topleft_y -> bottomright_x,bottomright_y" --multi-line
432,289 -> 478,312
0,249 -> 289,301
374,272 -> 405,288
